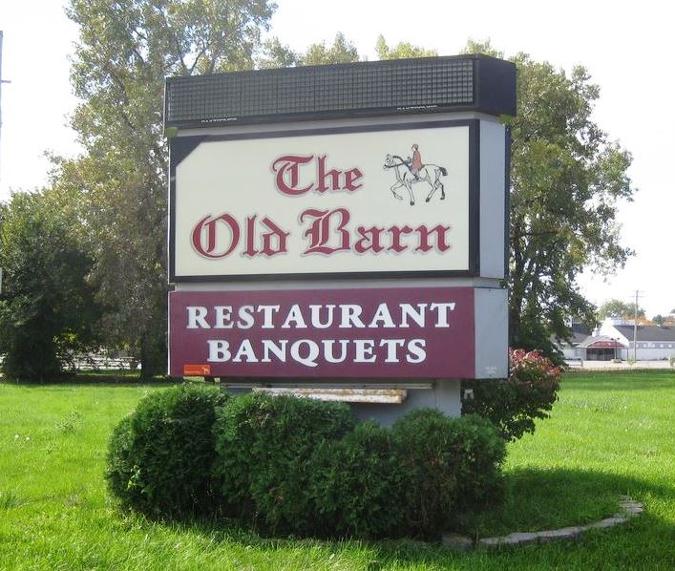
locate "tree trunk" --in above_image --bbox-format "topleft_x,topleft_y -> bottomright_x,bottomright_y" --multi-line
139,334 -> 157,379
509,302 -> 522,348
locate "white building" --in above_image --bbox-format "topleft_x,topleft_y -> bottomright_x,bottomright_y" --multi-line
576,335 -> 626,361
555,322 -> 592,360
598,319 -> 675,361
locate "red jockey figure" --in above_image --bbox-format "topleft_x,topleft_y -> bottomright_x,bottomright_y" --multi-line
410,144 -> 422,179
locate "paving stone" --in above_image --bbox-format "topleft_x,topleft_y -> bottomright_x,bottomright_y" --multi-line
477,536 -> 503,549
457,496 -> 643,551
620,503 -> 644,516
585,516 -> 626,529
481,532 -> 539,547
536,527 -> 583,542
509,532 -> 540,544
441,533 -> 473,552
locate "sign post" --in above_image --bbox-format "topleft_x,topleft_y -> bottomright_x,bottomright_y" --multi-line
165,55 -> 516,423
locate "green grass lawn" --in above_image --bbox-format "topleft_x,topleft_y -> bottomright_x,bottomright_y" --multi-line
1,371 -> 673,570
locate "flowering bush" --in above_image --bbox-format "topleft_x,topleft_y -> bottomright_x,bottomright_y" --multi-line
509,348 -> 563,383
461,349 -> 562,441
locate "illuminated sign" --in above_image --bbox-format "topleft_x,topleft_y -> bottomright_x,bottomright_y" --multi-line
171,121 -> 477,280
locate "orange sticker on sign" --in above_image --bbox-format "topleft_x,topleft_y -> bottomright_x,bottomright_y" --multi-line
183,364 -> 211,376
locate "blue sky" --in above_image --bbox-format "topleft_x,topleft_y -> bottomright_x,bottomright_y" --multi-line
0,0 -> 673,316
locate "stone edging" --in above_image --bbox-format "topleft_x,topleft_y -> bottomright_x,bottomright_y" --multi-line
442,496 -> 644,551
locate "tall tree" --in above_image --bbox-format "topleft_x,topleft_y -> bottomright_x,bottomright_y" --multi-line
0,189 -> 100,380
598,299 -> 645,321
463,41 -> 635,355
375,35 -> 437,59
63,0 -> 277,376
259,33 -> 360,68
257,37 -> 301,69
302,32 -> 360,65
212,33 -> 637,357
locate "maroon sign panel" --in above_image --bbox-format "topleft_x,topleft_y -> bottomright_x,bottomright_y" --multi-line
169,287 -> 475,379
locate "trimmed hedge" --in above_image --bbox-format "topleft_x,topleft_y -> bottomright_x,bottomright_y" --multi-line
213,392 -> 355,535
105,384 -> 228,518
309,421 -> 403,538
107,387 -> 506,538
392,410 -> 506,536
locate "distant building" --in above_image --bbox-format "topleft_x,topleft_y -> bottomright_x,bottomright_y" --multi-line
577,335 -> 626,361
598,319 -> 675,360
553,318 -> 675,361
555,322 -> 592,360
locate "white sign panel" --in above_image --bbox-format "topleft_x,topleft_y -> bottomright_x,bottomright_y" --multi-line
171,121 -> 476,280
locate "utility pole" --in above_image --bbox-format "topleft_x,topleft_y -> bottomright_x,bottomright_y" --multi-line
0,30 -> 10,179
632,289 -> 644,362
0,30 -> 12,184
0,30 -> 8,296
0,30 -> 4,177
0,31 -> 4,296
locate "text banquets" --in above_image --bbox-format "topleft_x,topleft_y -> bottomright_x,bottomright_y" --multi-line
186,301 -> 457,368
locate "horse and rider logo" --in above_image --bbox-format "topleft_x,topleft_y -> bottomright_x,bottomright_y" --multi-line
383,144 -> 447,205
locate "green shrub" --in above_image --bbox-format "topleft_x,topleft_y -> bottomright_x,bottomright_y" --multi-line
106,384 -> 228,518
309,421 -> 403,538
105,416 -> 134,504
213,393 -> 355,535
392,410 -> 506,538
109,388 -> 506,539
0,191 -> 100,381
446,415 -> 507,513
462,348 -> 561,441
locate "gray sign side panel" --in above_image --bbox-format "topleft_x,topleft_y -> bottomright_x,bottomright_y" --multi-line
474,287 -> 508,378
479,120 -> 506,279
